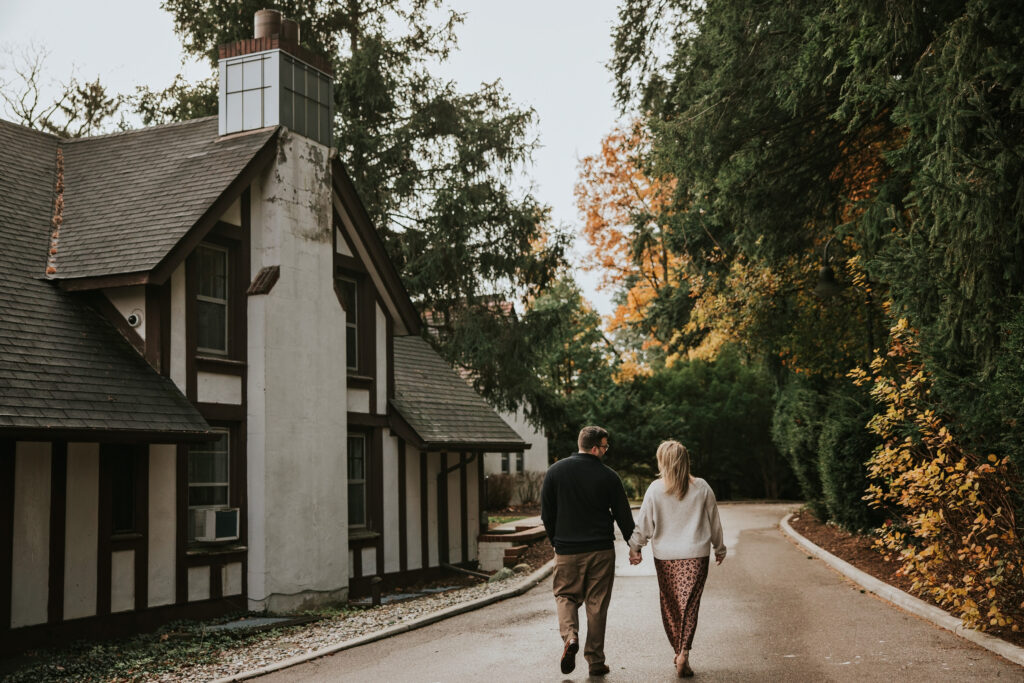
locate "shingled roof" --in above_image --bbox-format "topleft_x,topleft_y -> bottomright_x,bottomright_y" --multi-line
0,119 -> 209,438
392,336 -> 527,451
50,116 -> 276,282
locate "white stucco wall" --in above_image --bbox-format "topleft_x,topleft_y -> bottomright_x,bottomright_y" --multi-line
375,304 -> 388,414
404,444 -> 422,570
64,443 -> 99,620
483,406 -> 549,478
10,442 -> 50,628
381,432 -> 400,574
346,388 -> 370,414
223,562 -> 243,597
188,566 -> 210,601
197,371 -> 243,405
247,130 -> 349,612
110,550 -> 135,613
170,263 -> 187,393
103,286 -> 147,340
148,444 -> 177,608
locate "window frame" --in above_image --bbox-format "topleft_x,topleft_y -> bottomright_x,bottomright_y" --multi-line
195,242 -> 231,356
187,428 -> 232,542
337,275 -> 359,372
347,433 -> 368,528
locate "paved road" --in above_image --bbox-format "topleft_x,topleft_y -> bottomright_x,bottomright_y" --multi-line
262,504 -> 1023,682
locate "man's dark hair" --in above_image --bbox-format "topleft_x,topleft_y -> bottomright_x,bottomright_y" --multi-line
578,425 -> 609,452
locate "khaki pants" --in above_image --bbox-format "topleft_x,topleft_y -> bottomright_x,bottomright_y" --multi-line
552,548 -> 616,667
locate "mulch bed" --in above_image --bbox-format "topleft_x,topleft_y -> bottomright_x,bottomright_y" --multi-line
788,509 -> 1024,649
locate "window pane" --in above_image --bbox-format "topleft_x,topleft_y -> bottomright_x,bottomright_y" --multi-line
189,433 -> 229,485
189,485 -> 229,507
226,92 -> 243,132
227,62 -> 243,93
197,300 -> 227,352
346,327 -> 357,369
243,88 -> 262,130
280,55 -> 293,89
111,453 -> 136,533
516,453 -> 524,472
305,95 -> 317,139
348,436 -> 364,479
198,247 -> 227,298
242,58 -> 262,90
348,482 -> 365,526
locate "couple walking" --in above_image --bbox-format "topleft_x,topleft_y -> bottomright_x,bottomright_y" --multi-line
540,426 -> 727,678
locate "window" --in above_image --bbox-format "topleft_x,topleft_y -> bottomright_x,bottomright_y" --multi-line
348,435 -> 366,526
196,244 -> 229,355
188,430 -> 230,541
500,452 -> 510,474
337,277 -> 358,370
110,451 -> 137,534
515,452 -> 524,474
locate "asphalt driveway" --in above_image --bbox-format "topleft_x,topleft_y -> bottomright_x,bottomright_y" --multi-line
261,503 -> 1023,681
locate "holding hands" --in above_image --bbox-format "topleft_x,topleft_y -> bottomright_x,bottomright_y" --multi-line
629,547 -> 642,565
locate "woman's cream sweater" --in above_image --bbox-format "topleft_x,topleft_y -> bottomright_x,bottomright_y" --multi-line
628,477 -> 727,560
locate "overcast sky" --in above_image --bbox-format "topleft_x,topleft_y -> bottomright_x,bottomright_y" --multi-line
0,1 -> 623,316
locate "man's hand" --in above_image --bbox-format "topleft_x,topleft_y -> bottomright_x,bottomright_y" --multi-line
629,548 -> 642,565
715,549 -> 726,566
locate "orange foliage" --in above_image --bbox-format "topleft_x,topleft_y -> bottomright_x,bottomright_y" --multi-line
575,122 -> 682,347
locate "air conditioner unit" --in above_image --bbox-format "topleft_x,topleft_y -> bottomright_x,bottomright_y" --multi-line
192,507 -> 240,543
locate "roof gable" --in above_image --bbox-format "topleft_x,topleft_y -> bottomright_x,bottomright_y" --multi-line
391,336 -> 525,450
0,119 -> 208,438
332,160 -> 421,336
49,117 -> 277,284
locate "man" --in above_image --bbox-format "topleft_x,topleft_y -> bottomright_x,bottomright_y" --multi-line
541,425 -> 636,676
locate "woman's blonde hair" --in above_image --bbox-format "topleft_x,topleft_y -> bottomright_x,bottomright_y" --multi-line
657,440 -> 692,500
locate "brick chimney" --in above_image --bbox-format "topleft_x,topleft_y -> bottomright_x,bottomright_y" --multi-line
217,9 -> 333,145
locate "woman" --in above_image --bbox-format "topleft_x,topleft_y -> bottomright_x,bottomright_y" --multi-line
628,440 -> 726,678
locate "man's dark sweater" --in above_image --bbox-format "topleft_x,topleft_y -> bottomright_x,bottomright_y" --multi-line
540,453 -> 636,555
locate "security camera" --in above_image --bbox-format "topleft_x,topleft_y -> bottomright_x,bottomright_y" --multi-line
127,310 -> 143,328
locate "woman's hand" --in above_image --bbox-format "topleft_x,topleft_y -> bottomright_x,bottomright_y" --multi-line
714,548 -> 727,565
629,548 -> 642,565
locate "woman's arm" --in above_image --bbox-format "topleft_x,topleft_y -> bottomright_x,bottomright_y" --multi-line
705,486 -> 727,563
628,487 -> 654,553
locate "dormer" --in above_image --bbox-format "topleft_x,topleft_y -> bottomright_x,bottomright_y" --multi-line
217,9 -> 333,145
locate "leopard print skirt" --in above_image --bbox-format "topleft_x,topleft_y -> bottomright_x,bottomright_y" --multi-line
654,556 -> 710,653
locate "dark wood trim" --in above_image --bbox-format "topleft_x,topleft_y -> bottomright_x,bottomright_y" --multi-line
347,374 -> 373,390
0,428 -> 209,444
238,189 -> 250,603
386,407 -> 424,450
149,133 -> 279,286
374,429 -> 385,576
96,449 -> 112,617
197,403 -> 245,422
159,282 -> 172,377
48,442 -> 67,624
438,452 -> 448,566
57,271 -> 150,292
398,439 -> 407,573
87,291 -> 145,358
134,449 -> 149,612
420,451 -> 428,571
352,541 -> 362,578
145,286 -> 162,372
196,357 -> 246,375
386,317 -> 395,401
478,450 -> 487,535
347,563 -> 479,599
185,255 -> 198,403
175,444 -> 187,605
331,159 -> 421,335
347,412 -> 388,427
0,596 -> 246,656
459,452 -> 468,565
1,439 -> 16,630
423,441 -> 528,453
334,253 -> 366,274
367,292 -> 378,413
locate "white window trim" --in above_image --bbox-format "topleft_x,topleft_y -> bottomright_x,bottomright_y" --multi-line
348,434 -> 367,528
188,428 -> 231,521
196,243 -> 230,356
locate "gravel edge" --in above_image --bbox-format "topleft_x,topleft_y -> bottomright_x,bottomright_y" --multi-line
211,559 -> 556,682
779,512 -> 1024,667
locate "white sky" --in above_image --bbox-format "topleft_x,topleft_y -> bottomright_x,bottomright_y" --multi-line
0,1 -> 622,316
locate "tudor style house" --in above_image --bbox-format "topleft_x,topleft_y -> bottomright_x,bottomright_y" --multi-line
0,11 -> 526,653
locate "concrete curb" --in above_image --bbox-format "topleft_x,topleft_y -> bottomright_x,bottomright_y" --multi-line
780,513 -> 1024,668
212,560 -> 556,682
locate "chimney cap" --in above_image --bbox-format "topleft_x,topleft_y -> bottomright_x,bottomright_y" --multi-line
254,9 -> 283,40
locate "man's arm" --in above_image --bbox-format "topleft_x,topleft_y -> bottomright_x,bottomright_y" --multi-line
540,469 -> 557,545
610,473 -> 636,543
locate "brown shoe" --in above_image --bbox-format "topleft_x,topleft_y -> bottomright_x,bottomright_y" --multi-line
589,663 -> 611,676
560,638 -> 579,674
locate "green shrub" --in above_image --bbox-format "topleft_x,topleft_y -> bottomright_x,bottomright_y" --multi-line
485,473 -> 515,509
771,375 -> 827,517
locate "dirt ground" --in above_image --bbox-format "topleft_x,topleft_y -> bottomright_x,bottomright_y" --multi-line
788,509 -> 1024,648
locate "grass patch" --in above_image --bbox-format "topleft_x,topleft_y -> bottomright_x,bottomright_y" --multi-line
488,514 -> 528,526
